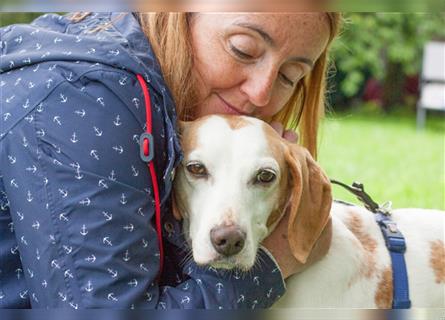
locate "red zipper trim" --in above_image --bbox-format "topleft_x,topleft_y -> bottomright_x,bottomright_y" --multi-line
136,74 -> 164,279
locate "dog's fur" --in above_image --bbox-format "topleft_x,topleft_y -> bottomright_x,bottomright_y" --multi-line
173,115 -> 445,308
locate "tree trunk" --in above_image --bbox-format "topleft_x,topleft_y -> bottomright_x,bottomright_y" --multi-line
382,61 -> 405,113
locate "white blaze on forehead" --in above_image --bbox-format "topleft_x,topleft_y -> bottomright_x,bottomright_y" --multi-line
189,116 -> 273,163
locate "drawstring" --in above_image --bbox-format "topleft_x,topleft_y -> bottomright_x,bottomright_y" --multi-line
136,74 -> 164,279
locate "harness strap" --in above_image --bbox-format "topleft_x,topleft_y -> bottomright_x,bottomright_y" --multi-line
136,74 -> 164,279
331,179 -> 411,309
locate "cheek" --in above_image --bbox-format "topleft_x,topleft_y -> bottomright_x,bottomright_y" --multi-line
256,86 -> 294,118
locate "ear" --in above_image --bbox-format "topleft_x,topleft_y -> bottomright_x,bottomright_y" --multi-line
284,143 -> 332,264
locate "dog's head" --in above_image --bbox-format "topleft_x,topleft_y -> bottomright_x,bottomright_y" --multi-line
173,115 -> 332,271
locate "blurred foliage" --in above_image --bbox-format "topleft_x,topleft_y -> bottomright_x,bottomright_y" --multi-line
0,13 -> 43,27
330,13 -> 445,101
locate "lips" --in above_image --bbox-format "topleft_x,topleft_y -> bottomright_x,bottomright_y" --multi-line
216,94 -> 250,116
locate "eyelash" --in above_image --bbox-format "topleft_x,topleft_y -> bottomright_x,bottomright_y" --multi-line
230,44 -> 296,87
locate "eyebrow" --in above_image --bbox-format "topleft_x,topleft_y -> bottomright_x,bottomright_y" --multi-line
234,22 -> 315,68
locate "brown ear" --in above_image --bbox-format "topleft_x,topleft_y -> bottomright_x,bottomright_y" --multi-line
285,143 -> 332,264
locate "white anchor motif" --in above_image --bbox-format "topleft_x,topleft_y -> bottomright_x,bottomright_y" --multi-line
35,43 -> 42,50
28,81 -> 35,88
58,292 -> 67,301
251,300 -> 258,309
49,235 -> 56,244
113,145 -> 124,154
181,296 -> 191,304
85,281 -> 94,292
16,211 -> 24,221
108,49 -> 120,56
26,190 -> 33,202
102,211 -> 113,221
43,177 -> 49,185
9,60 -> 15,68
51,259 -> 61,269
96,97 -> 105,106
6,94 -> 15,103
216,282 -> 224,294
25,115 -> 35,123
36,249 -> 40,260
253,276 -> 260,286
28,269 -> 34,278
103,237 -> 113,246
8,155 -> 16,164
141,238 -> 148,248
36,102 -> 44,112
90,150 -> 99,160
14,78 -> 22,86
3,113 -> 11,121
80,224 -> 88,236
42,280 -> 48,288
60,93 -> 68,103
113,115 -> 122,126
33,65 -> 40,72
64,269 -> 74,279
0,80 -> 6,87
123,224 -> 134,232
107,268 -> 118,278
266,288 -> 273,298
22,136 -> 29,147
109,170 -> 116,181
53,116 -> 62,125
158,302 -> 166,309
59,189 -> 68,198
85,254 -> 96,263
19,290 -> 28,299
41,51 -> 50,58
63,245 -> 73,254
119,76 -> 127,85
145,292 -> 153,302
98,179 -> 109,189
138,208 -> 145,216
120,193 -> 127,205
70,132 -> 79,143
32,221 -> 40,230
16,268 -> 23,280
10,246 -> 19,255
14,35 -> 23,44
237,294 -> 245,303
131,165 -> 139,176
26,165 -> 37,174
132,98 -> 140,108
54,37 -> 62,44
139,263 -> 149,272
66,72 -> 74,81
59,212 -> 69,222
123,249 -> 131,262
31,28 -> 40,35
8,222 -> 14,233
107,293 -> 118,301
70,302 -> 78,309
75,35 -> 82,42
0,291 -> 5,300
128,279 -> 138,287
75,109 -> 86,117
87,48 -> 96,54
94,126 -> 103,136
10,179 -> 18,188
22,98 -> 30,109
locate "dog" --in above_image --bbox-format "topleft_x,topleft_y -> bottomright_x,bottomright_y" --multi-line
172,114 -> 445,308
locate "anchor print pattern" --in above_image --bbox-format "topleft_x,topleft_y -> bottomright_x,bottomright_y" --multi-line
0,12 -> 285,309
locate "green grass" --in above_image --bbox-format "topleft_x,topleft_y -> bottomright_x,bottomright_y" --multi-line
318,107 -> 444,210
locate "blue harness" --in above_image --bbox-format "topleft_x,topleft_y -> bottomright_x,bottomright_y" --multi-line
331,180 -> 411,309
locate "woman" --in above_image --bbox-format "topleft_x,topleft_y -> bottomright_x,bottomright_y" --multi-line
0,12 -> 341,308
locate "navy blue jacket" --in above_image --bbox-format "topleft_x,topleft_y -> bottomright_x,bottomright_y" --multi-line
0,12 -> 286,308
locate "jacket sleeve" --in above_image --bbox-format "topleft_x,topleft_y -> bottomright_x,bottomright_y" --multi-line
1,68 -> 285,308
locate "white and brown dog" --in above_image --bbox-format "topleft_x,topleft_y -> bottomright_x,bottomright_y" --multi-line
172,114 -> 445,308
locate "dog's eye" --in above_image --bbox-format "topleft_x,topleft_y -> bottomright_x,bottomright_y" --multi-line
256,169 -> 276,184
186,162 -> 208,177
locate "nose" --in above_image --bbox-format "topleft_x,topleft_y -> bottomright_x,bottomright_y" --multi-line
210,225 -> 246,257
240,65 -> 276,107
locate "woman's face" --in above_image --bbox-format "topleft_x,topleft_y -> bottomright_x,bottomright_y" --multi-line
190,13 -> 330,120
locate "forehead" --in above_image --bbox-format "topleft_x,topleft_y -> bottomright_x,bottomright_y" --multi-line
205,13 -> 330,59
185,116 -> 270,157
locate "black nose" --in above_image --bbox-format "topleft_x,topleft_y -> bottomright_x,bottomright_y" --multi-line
210,225 -> 246,257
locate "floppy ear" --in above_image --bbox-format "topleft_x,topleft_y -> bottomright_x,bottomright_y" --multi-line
284,143 -> 332,264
